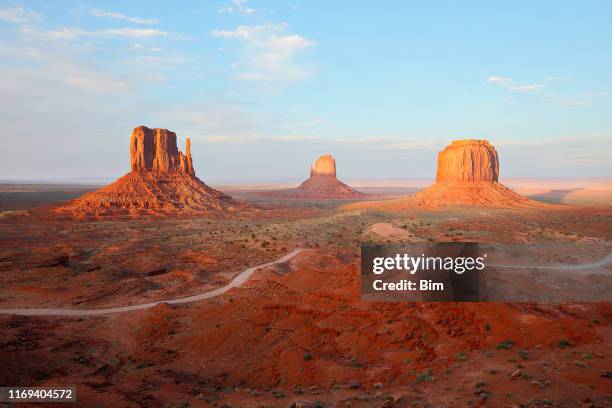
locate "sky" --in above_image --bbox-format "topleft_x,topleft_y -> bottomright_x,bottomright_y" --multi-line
0,0 -> 611,182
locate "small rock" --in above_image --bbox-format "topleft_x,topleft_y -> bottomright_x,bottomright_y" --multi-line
511,369 -> 523,380
272,389 -> 285,398
373,382 -> 383,389
348,380 -> 363,390
574,360 -> 589,368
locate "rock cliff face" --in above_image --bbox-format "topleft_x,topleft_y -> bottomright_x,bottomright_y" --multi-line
265,154 -> 365,199
436,140 -> 498,182
310,154 -> 336,177
59,126 -> 250,215
130,126 -> 195,175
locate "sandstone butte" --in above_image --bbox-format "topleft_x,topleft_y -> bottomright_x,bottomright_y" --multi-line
267,154 -> 366,199
59,126 -> 250,215
346,139 -> 549,210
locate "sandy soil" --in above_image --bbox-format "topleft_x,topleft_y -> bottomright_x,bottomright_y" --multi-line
0,186 -> 611,407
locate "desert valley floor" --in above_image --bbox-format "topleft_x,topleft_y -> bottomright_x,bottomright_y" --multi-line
0,184 -> 611,407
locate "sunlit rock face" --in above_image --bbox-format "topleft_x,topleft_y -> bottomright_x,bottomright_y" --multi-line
436,140 -> 499,183
58,126 -> 250,215
410,139 -> 536,208
130,126 -> 195,175
310,154 -> 337,177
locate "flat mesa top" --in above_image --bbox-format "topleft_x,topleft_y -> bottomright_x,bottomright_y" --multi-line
449,139 -> 491,146
134,125 -> 171,133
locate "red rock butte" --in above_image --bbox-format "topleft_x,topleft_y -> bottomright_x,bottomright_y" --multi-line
410,139 -> 537,208
266,154 -> 365,199
59,126 -> 250,215
346,139 -> 549,210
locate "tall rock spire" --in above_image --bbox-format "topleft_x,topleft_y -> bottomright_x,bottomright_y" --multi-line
185,138 -> 195,175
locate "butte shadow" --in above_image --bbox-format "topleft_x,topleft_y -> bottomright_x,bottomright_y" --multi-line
345,139 -> 556,210
261,154 -> 367,200
56,126 -> 256,217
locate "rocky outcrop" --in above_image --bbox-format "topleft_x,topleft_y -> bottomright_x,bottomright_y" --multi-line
436,140 -> 498,182
59,126 -> 252,215
345,139 -> 549,210
310,154 -> 336,177
130,126 -> 195,175
264,154 -> 365,199
411,139 -> 536,208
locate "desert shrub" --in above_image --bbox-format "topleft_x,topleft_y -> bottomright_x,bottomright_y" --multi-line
496,340 -> 513,350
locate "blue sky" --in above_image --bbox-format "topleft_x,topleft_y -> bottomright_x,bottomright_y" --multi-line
0,1 -> 611,181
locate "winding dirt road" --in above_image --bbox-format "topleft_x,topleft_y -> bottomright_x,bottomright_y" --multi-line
0,248 -> 304,317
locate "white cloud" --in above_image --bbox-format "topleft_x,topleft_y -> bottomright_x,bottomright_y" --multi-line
211,23 -> 314,84
218,0 -> 255,15
0,52 -> 132,94
21,26 -> 172,40
103,28 -> 169,38
90,9 -> 158,25
487,76 -> 513,86
0,6 -> 42,23
487,76 -> 544,92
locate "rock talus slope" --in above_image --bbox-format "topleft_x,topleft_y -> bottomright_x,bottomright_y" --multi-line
267,154 -> 365,199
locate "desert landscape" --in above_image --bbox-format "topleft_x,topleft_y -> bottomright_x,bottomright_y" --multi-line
0,128 -> 610,407
1,2 -> 611,407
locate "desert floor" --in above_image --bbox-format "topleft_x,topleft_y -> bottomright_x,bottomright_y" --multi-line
0,183 -> 611,407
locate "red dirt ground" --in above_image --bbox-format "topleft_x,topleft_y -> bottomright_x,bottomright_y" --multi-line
0,196 -> 610,407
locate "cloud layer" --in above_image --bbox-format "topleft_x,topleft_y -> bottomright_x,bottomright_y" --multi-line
90,9 -> 158,25
212,23 -> 314,84
487,76 -> 544,92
